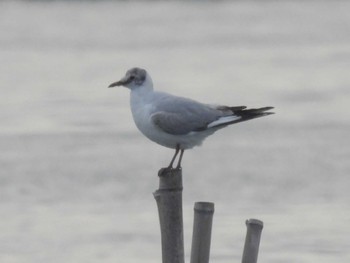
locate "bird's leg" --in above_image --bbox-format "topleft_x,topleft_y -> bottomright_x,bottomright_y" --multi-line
168,145 -> 180,169
175,149 -> 185,169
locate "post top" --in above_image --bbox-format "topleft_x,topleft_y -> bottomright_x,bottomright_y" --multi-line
246,218 -> 264,229
157,167 -> 183,191
194,202 -> 215,213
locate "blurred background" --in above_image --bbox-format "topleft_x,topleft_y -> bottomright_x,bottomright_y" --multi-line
1,0 -> 349,262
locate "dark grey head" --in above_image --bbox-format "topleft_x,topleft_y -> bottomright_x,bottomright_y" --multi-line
108,67 -> 148,89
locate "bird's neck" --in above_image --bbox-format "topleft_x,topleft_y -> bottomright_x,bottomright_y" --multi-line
130,83 -> 154,109
131,82 -> 153,96
130,73 -> 155,113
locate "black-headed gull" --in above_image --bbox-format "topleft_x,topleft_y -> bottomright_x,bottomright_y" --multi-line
109,67 -> 274,169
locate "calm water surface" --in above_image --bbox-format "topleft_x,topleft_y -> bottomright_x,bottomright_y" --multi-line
0,1 -> 349,262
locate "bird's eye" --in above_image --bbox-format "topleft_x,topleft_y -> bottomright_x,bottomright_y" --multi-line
130,75 -> 135,80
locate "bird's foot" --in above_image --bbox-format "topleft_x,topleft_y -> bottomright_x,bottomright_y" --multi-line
158,167 -> 172,176
158,166 -> 181,176
175,165 -> 182,170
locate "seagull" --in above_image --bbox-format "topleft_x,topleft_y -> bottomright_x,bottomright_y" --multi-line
109,67 -> 274,169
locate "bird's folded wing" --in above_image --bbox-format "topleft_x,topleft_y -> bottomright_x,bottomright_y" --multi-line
149,94 -> 244,135
151,111 -> 210,135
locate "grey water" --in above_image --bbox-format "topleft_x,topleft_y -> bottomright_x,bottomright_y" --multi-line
1,1 -> 349,262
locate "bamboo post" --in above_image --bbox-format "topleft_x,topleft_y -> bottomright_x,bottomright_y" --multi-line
241,219 -> 264,263
153,168 -> 184,263
190,202 -> 214,263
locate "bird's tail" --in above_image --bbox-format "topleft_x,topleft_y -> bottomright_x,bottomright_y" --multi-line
211,106 -> 274,129
231,106 -> 274,122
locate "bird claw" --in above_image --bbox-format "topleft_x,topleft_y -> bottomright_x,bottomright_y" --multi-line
158,166 -> 181,176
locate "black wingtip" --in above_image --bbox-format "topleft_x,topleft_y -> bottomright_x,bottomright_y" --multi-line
207,106 -> 275,130
232,106 -> 275,121
258,107 -> 275,115
247,106 -> 274,112
260,106 -> 274,112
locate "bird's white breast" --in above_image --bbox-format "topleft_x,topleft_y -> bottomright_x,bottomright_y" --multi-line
130,88 -> 173,147
130,88 -> 154,136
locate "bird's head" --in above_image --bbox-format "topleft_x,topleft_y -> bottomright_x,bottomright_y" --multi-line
108,67 -> 152,90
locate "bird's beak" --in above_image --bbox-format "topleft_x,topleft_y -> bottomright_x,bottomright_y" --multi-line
108,81 -> 122,88
108,75 -> 130,88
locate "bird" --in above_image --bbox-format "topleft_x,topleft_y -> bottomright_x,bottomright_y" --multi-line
109,67 -> 274,169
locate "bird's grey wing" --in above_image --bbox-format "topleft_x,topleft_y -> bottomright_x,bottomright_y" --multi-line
151,92 -> 245,135
150,93 -> 239,135
151,111 -> 211,135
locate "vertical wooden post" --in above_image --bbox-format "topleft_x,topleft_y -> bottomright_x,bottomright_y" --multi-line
190,202 -> 214,263
242,219 -> 264,263
153,168 -> 184,263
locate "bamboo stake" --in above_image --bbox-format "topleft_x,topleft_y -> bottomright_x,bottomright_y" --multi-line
190,202 -> 214,263
242,219 -> 264,263
153,168 -> 184,263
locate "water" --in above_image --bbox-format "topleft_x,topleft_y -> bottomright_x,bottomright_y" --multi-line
1,1 -> 349,262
